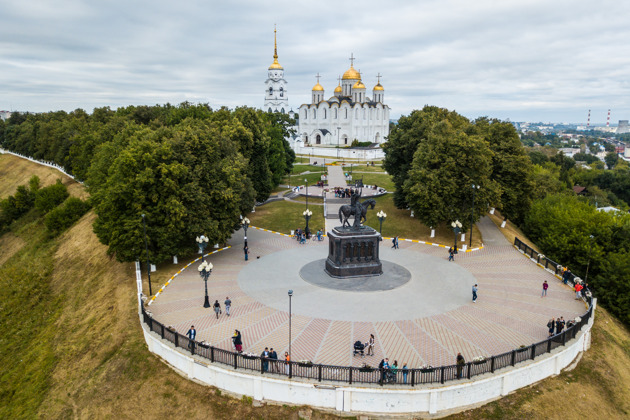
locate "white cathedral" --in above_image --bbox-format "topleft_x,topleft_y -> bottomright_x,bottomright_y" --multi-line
263,29 -> 390,147
297,57 -> 390,147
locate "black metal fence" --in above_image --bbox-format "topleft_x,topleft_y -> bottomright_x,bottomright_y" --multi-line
141,237 -> 594,387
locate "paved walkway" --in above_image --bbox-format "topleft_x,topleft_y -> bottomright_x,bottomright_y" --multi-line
326,165 -> 347,189
149,219 -> 585,369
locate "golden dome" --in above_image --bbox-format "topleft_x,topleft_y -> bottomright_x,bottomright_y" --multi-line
353,80 -> 366,89
269,59 -> 283,70
342,66 -> 360,80
373,83 -> 384,91
312,82 -> 324,91
334,84 -> 342,93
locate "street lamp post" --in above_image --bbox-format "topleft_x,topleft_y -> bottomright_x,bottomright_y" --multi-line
241,217 -> 250,246
304,178 -> 308,210
303,209 -> 312,238
198,260 -> 213,308
377,210 -> 387,240
470,184 -> 480,248
141,214 -> 153,296
196,234 -> 209,260
288,289 -> 293,378
451,220 -> 462,252
585,234 -> 595,283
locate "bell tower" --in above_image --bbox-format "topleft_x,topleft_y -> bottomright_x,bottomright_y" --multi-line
264,26 -> 289,113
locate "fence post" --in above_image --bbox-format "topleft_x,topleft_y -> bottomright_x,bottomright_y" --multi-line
349,368 -> 353,385
545,259 -> 549,269
467,362 -> 472,379
161,324 -> 165,339
411,370 -> 415,387
490,356 -> 495,373
233,352 -> 237,369
289,362 -> 292,379
211,347 -> 215,363
149,317 -> 153,331
260,358 -> 265,374
174,332 -> 179,348
562,330 -> 567,346
318,365 -> 322,382
191,341 -> 195,356
511,350 -> 516,366
531,345 -> 536,360
440,366 -> 445,384
547,337 -> 552,353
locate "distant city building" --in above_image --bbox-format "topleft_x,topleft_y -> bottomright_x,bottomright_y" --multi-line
617,120 -> 629,134
297,55 -> 390,146
263,27 -> 289,114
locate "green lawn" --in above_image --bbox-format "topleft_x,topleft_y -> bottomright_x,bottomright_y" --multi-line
350,173 -> 395,192
291,164 -> 323,174
360,195 -> 483,248
282,172 -> 326,187
248,200 -> 325,235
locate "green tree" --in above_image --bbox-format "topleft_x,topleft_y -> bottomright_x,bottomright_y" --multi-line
403,118 -> 500,230
383,106 -> 469,208
475,118 -> 533,224
605,152 -> 619,169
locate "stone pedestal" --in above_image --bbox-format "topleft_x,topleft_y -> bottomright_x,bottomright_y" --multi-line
325,226 -> 382,278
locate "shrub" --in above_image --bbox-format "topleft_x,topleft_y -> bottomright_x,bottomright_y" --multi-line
34,180 -> 69,213
45,197 -> 91,236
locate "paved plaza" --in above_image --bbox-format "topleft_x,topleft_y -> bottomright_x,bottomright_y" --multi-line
149,217 -> 585,369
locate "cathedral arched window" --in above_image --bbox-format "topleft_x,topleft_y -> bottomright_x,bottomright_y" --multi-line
316,134 -> 321,144
345,109 -> 348,119
269,87 -> 273,95
304,109 -> 308,119
279,87 -> 284,97
268,108 -> 272,113
281,108 -> 285,114
313,109 -> 317,119
334,108 -> 337,119
363,109 -> 366,119
355,109 -> 359,119
323,109 -> 326,119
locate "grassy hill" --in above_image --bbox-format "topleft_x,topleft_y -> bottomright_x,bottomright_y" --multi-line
1,154 -> 629,419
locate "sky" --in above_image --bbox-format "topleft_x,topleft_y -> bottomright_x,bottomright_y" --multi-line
1,0 -> 629,123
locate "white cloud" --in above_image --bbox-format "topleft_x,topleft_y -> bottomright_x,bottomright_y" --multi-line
0,0 -> 629,123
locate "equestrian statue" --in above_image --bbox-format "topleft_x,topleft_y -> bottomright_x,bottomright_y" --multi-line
338,190 -> 376,229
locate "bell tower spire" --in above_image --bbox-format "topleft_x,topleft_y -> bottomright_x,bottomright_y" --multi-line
264,25 -> 288,113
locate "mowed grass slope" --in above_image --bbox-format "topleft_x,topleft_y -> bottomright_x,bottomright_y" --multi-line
1,156 -> 629,420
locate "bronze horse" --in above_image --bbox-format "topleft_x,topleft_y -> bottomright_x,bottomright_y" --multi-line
339,199 -> 376,228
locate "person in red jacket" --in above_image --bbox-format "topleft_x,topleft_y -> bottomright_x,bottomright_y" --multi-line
575,283 -> 584,300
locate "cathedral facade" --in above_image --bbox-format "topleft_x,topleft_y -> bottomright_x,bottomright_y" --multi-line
263,28 -> 289,113
297,57 -> 390,147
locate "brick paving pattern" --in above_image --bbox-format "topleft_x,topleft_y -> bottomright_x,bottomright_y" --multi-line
150,217 -> 585,368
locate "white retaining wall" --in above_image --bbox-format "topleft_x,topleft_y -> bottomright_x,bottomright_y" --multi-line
294,145 -> 384,160
140,306 -> 594,416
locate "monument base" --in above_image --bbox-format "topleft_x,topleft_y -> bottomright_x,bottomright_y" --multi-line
325,226 -> 382,278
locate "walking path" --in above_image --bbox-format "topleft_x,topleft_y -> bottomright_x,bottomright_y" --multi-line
149,217 -> 585,369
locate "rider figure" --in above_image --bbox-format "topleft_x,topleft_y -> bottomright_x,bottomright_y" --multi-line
351,190 -> 362,228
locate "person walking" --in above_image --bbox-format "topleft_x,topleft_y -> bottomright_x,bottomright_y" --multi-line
448,247 -> 455,262
392,237 -> 396,249
270,348 -> 278,372
395,236 -> 399,249
224,296 -> 232,316
456,352 -> 466,379
366,334 -> 375,356
547,318 -> 555,337
472,284 -> 478,303
244,245 -> 249,261
213,300 -> 221,319
542,280 -> 548,297
186,325 -> 196,352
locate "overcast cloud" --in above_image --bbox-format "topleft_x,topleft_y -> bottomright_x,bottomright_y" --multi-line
1,0 -> 629,123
